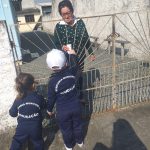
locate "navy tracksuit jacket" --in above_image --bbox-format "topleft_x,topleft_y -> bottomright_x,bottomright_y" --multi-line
47,54 -> 83,148
9,91 -> 45,150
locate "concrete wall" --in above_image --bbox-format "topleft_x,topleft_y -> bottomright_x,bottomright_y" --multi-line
50,0 -> 149,18
22,0 -> 35,9
0,21 -> 17,132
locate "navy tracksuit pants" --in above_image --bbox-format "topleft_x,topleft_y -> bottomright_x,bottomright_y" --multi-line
56,103 -> 83,148
10,122 -> 44,150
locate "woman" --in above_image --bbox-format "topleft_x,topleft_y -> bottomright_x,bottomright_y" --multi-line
54,0 -> 95,70
54,0 -> 95,99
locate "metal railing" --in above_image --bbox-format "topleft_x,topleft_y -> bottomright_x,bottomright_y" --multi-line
80,60 -> 150,116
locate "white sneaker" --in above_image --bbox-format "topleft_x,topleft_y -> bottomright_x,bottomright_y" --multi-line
77,142 -> 86,149
77,142 -> 84,147
64,144 -> 73,150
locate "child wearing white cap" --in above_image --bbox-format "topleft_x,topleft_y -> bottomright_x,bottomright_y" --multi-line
46,48 -> 85,150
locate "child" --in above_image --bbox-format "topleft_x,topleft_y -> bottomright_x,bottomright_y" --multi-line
46,49 -> 85,150
9,73 -> 45,150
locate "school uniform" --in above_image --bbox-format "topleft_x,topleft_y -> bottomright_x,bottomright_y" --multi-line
9,91 -> 45,150
47,54 -> 83,148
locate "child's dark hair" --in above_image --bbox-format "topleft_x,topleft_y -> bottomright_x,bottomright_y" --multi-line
15,73 -> 35,100
58,0 -> 74,15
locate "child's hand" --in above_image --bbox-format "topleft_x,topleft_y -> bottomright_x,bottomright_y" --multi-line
47,111 -> 54,116
62,45 -> 76,55
62,45 -> 70,52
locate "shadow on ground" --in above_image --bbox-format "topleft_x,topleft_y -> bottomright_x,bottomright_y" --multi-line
93,118 -> 147,150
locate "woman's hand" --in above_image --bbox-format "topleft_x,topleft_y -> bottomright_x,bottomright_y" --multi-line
90,54 -> 96,61
68,49 -> 76,55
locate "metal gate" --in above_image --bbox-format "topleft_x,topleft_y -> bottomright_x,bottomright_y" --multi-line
10,9 -> 150,118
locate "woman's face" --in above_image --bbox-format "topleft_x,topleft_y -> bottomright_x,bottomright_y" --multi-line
60,6 -> 74,25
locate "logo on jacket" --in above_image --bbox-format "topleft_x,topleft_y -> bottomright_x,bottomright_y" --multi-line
55,75 -> 75,94
18,102 -> 40,119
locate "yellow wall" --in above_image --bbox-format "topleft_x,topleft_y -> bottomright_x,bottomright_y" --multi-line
18,14 -> 41,32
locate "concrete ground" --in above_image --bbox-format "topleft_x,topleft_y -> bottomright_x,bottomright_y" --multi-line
1,103 -> 150,150
45,103 -> 150,150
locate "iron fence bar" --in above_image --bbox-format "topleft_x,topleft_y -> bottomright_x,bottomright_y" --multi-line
7,42 -> 48,65
52,21 -> 63,49
129,80 -> 132,104
40,29 -> 57,48
77,17 -> 101,54
117,75 -> 150,85
79,16 -> 112,63
44,30 -> 57,49
143,78 -> 146,100
33,31 -> 51,51
76,19 -> 86,54
9,26 -> 21,74
112,15 -> 117,109
119,34 -> 148,56
125,83 -> 128,106
137,11 -> 150,50
139,78 -> 142,102
83,39 -> 109,67
9,39 -> 18,76
127,13 -> 149,51
84,46 -> 108,68
85,52 -> 110,68
147,11 -> 150,37
116,15 -> 149,53
4,22 -> 18,76
20,34 -> 46,53
15,9 -> 150,26
84,16 -> 111,57
80,74 -> 150,92
76,18 -> 89,55
146,77 -> 150,101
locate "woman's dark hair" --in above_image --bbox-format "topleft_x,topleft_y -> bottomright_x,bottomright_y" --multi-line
58,0 -> 74,15
15,73 -> 35,100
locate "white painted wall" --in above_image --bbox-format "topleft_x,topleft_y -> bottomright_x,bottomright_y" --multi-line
0,21 -> 17,131
47,0 -> 149,19
22,0 -> 35,9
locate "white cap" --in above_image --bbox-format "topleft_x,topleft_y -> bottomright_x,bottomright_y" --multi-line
46,49 -> 67,70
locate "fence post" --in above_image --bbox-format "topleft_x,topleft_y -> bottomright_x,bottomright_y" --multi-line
112,15 -> 117,109
9,25 -> 21,75
121,43 -> 125,61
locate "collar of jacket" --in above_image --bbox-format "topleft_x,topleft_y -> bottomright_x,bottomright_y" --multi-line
59,16 -> 79,26
50,66 -> 69,77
